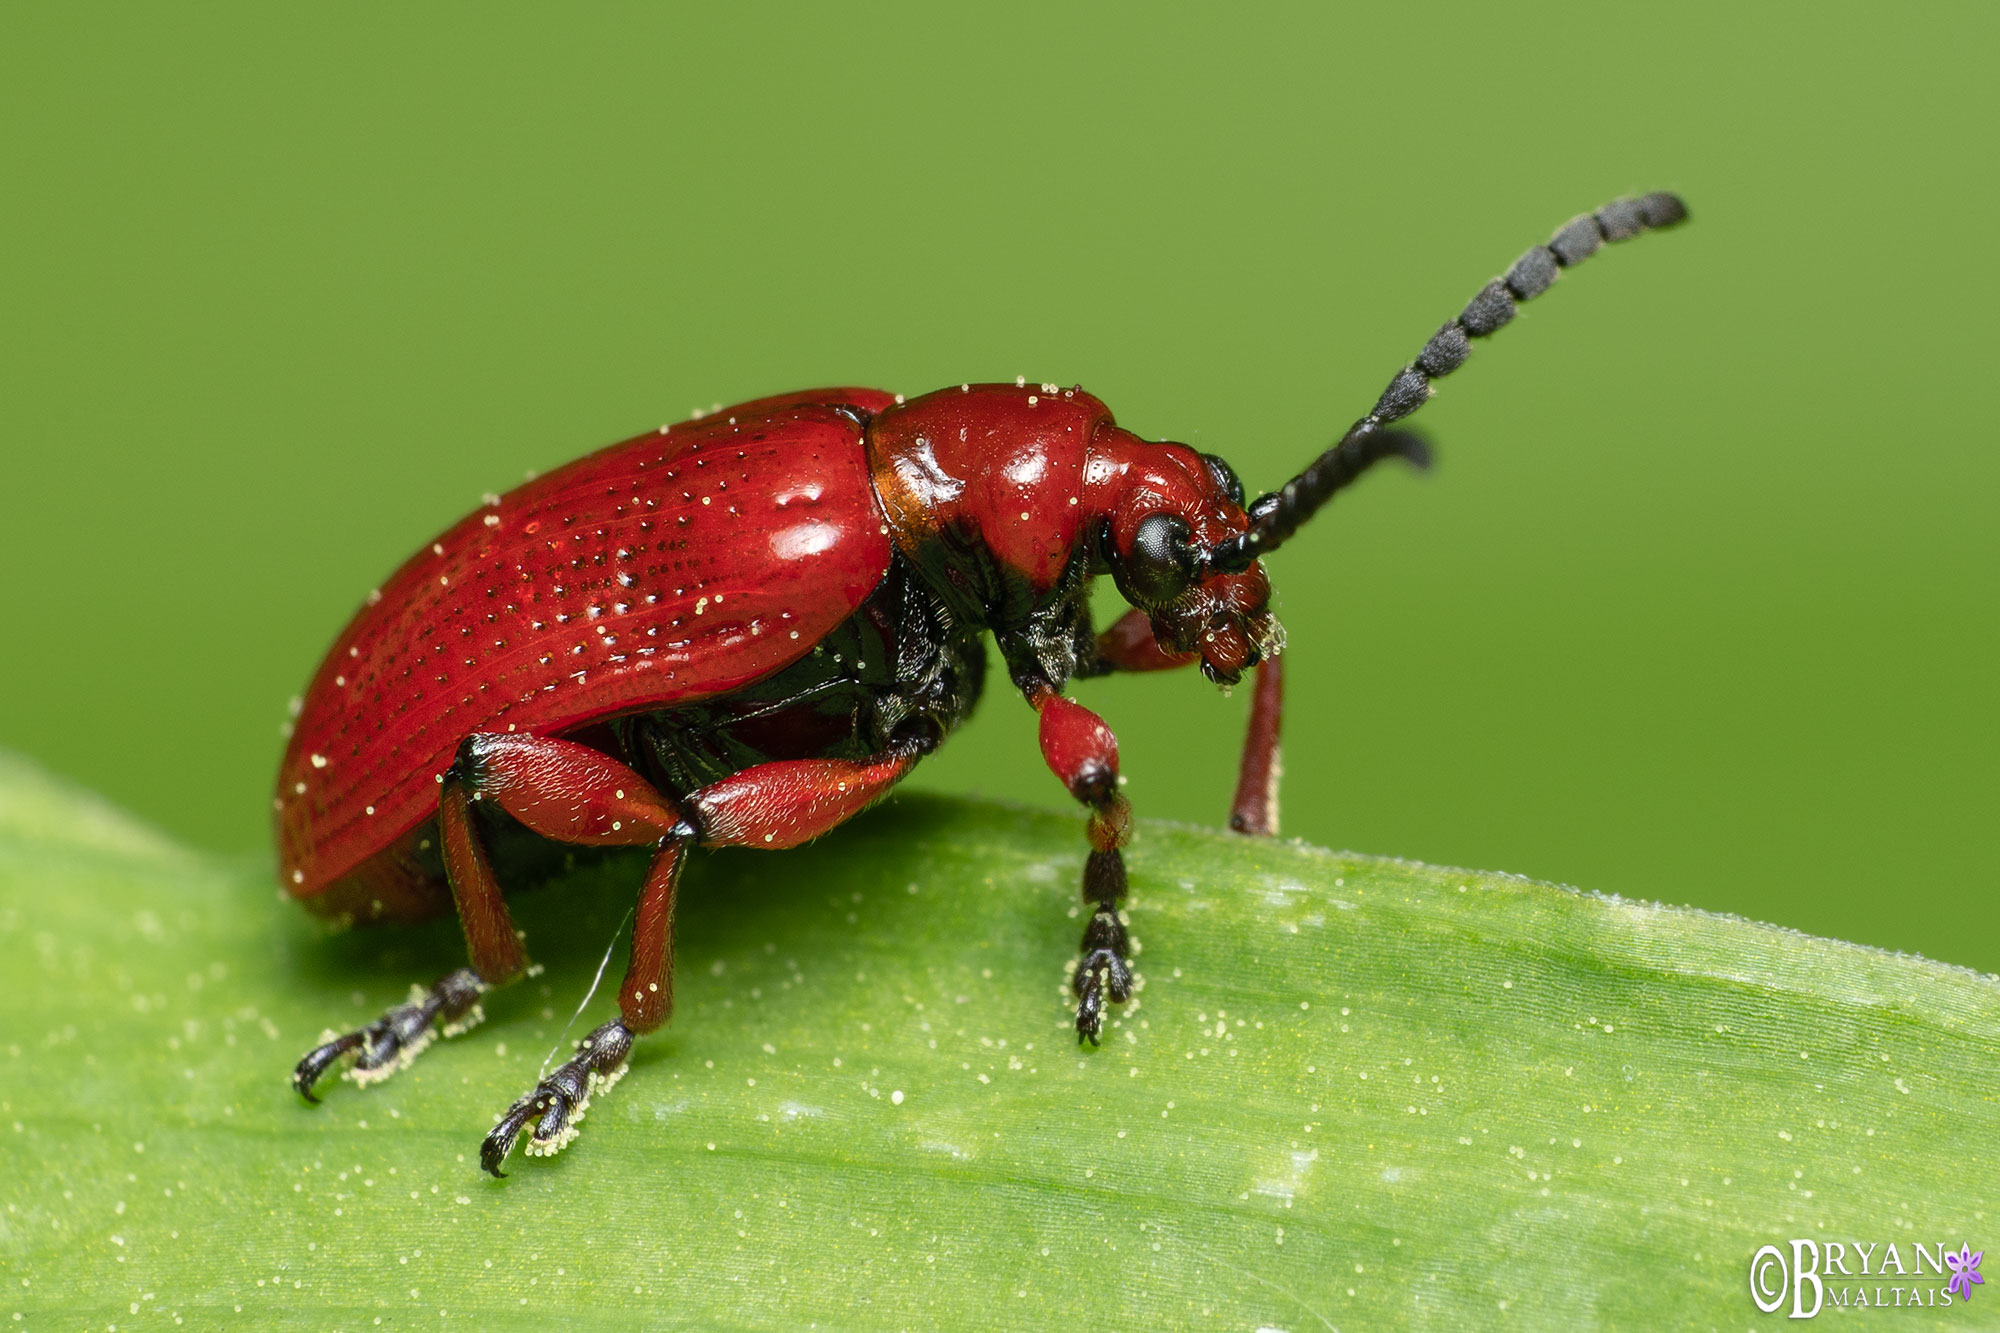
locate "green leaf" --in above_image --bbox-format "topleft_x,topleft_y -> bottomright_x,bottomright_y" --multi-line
2,750 -> 1995,1329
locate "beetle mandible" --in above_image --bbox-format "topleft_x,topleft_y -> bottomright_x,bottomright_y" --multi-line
280,194 -> 1688,1174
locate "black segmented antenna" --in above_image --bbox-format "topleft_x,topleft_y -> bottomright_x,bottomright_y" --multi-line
1208,191 -> 1688,574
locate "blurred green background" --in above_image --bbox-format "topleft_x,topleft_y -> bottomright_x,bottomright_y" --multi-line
1,7 -> 1993,971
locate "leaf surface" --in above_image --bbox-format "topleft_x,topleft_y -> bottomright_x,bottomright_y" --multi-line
1,752 -> 1995,1328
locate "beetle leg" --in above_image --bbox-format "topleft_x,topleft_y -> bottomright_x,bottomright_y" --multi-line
289,764 -> 528,1096
431,732 -> 696,1172
1085,607 -> 1200,675
481,839 -> 685,1176
478,743 -> 923,1175
292,966 -> 488,1101
294,731 -> 692,1105
1084,610 -> 1284,836
1028,687 -> 1137,1045
1227,654 -> 1284,836
682,745 -> 925,850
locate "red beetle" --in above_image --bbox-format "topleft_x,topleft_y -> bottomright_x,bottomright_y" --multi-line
281,194 -> 1687,1174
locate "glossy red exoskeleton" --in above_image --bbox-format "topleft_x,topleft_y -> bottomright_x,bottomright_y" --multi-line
281,195 -> 1687,1174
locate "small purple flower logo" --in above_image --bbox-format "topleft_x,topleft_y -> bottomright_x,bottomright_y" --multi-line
1945,1244 -> 1984,1301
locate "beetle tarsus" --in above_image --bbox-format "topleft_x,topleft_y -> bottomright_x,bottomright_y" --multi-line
480,1019 -> 635,1178
1073,946 -> 1134,1046
1072,905 -> 1135,1044
292,966 -> 487,1101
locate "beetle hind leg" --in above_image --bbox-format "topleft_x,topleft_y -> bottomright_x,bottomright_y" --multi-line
295,730 -> 690,1109
292,743 -> 539,1102
474,742 -> 928,1173
481,836 -> 687,1175
292,966 -> 488,1101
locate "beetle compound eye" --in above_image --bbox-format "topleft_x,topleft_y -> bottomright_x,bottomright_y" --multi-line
1200,453 -> 1245,508
1118,512 -> 1200,608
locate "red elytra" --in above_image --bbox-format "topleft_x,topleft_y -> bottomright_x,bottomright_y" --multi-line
279,194 -> 1688,1176
277,392 -> 900,911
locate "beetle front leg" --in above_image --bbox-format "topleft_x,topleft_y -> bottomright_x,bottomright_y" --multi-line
1088,608 -> 1284,837
1227,653 -> 1283,836
1029,687 -> 1136,1044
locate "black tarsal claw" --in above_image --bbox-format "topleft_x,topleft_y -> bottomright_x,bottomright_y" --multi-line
1072,937 -> 1133,1045
479,1019 -> 634,1179
480,1098 -> 534,1179
291,967 -> 488,1103
292,1032 -> 364,1102
1076,985 -> 1104,1046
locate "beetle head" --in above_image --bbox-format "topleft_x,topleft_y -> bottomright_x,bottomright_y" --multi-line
1094,440 -> 1281,687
